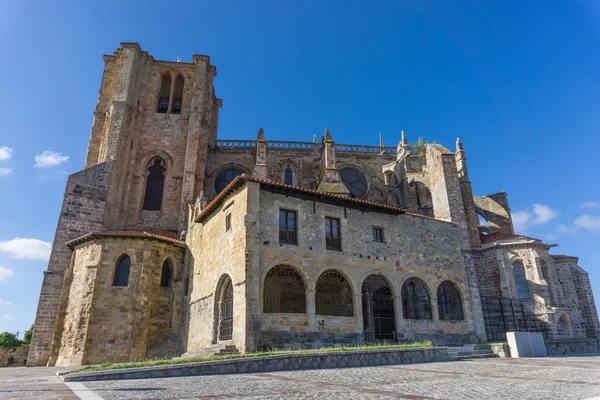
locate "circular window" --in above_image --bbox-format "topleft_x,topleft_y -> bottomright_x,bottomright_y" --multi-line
214,168 -> 244,194
339,168 -> 368,198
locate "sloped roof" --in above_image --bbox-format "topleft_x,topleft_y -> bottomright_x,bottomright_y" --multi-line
551,254 -> 579,262
479,232 -> 537,244
67,230 -> 184,249
195,174 -> 408,224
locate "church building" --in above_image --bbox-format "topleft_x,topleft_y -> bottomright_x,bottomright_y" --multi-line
27,43 -> 600,366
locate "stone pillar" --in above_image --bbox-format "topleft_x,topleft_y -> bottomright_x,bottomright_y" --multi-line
316,128 -> 350,196
353,293 -> 363,332
393,295 -> 403,341
167,71 -> 176,113
253,128 -> 268,180
307,290 -> 317,331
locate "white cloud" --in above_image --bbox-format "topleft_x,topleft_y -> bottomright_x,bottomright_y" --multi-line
556,224 -> 577,234
0,266 -> 14,282
3,314 -> 13,320
512,210 -> 532,233
0,238 -> 52,260
34,151 -> 69,168
531,204 -> 559,224
511,204 -> 559,233
0,298 -> 12,305
574,215 -> 600,230
0,146 -> 12,161
581,201 -> 600,209
0,167 -> 12,176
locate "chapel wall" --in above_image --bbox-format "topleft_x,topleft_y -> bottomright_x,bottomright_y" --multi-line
184,186 -> 250,355
569,265 -> 600,338
65,238 -> 185,365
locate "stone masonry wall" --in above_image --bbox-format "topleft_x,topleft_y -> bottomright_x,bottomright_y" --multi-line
51,238 -> 184,366
184,185 -> 250,355
28,161 -> 113,367
242,186 -> 483,349
570,264 -> 600,338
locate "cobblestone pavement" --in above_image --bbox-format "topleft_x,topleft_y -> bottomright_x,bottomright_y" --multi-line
80,355 -> 600,400
2,356 -> 600,400
0,367 -> 76,400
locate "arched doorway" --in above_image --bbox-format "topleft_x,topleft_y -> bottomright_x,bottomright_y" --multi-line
362,275 -> 396,342
216,276 -> 234,341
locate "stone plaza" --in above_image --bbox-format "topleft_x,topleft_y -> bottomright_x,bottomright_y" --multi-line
2,356 -> 600,399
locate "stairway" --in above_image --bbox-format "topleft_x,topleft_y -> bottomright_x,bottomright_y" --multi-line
182,342 -> 240,358
447,344 -> 498,361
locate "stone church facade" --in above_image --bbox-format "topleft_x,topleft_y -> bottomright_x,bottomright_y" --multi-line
27,43 -> 600,366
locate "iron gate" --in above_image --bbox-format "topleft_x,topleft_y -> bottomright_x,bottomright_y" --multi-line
480,296 -> 549,342
219,282 -> 233,340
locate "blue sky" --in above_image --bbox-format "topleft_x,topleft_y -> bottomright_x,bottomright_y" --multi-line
1,0 -> 600,336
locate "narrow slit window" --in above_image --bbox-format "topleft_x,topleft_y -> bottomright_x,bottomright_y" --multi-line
284,167 -> 293,185
373,227 -> 384,242
113,255 -> 131,287
225,214 -> 231,231
157,75 -> 171,113
171,75 -> 184,114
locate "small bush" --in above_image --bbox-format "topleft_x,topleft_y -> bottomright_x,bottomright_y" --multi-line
0,332 -> 23,348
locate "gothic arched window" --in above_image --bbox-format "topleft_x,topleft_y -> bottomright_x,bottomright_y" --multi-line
143,159 -> 166,211
401,278 -> 432,320
339,168 -> 368,198
157,75 -> 171,113
437,281 -> 464,320
214,168 -> 243,194
160,260 -> 172,287
171,75 -> 184,114
263,265 -> 306,313
284,167 -> 293,185
113,255 -> 131,287
513,261 -> 532,302
316,270 -> 353,316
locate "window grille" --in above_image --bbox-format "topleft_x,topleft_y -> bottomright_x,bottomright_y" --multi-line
362,275 -> 396,341
143,159 -> 166,211
325,217 -> 341,250
160,260 -> 172,287
219,278 -> 234,340
437,281 -> 464,320
263,265 -> 306,313
279,209 -> 297,245
113,255 -> 131,287
372,227 -> 384,242
401,279 -> 432,320
316,271 -> 353,316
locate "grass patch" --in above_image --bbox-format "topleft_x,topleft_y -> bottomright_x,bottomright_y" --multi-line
69,341 -> 432,374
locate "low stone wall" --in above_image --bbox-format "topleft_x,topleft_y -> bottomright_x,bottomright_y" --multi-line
545,339 -> 600,355
0,345 -> 30,367
63,347 -> 448,382
258,331 -> 363,350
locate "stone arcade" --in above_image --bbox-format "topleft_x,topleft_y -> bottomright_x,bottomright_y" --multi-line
27,43 -> 600,366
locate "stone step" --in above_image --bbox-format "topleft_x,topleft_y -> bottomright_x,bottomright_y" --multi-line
451,353 -> 498,361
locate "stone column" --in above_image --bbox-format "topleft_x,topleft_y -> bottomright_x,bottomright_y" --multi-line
307,290 -> 316,331
393,295 -> 404,341
353,293 -> 363,332
167,71 -> 176,113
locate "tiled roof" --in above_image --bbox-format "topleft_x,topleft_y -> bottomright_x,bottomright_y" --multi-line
67,230 -> 184,249
195,174 -> 408,224
479,232 -> 535,244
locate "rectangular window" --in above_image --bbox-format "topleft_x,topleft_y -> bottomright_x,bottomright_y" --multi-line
225,213 -> 231,231
279,209 -> 298,245
325,217 -> 342,251
184,278 -> 190,296
373,227 -> 384,242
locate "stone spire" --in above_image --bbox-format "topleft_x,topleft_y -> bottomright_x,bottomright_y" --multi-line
317,128 -> 350,196
456,137 -> 464,152
379,134 -> 384,152
396,130 -> 411,160
253,128 -> 268,179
